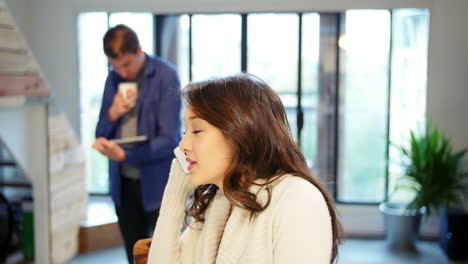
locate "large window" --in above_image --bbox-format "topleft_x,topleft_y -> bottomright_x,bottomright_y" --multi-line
388,9 -> 429,203
192,14 -> 242,81
78,10 -> 429,203
78,12 -> 110,194
301,14 -> 320,166
108,13 -> 154,55
337,10 -> 391,202
248,14 -> 299,140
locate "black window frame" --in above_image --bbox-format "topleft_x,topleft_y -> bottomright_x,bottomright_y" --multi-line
86,10 -> 427,206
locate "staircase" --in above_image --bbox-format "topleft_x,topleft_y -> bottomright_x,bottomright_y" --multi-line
0,3 -> 87,263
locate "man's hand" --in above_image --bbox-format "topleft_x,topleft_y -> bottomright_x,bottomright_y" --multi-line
92,137 -> 126,161
108,91 -> 137,121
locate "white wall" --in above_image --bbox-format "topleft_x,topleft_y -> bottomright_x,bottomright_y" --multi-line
427,0 -> 468,209
427,0 -> 468,152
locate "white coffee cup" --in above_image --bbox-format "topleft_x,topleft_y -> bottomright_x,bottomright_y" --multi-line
118,82 -> 137,100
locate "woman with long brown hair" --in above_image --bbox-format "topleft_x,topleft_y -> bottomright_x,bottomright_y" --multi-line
148,73 -> 342,263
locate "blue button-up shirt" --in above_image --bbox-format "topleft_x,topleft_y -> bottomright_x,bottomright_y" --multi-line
96,54 -> 181,211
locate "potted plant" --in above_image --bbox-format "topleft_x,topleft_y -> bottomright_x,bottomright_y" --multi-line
380,124 -> 468,253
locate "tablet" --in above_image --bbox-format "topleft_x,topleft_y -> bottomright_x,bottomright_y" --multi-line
110,136 -> 148,145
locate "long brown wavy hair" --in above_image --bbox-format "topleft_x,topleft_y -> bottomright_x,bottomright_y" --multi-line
182,73 -> 342,263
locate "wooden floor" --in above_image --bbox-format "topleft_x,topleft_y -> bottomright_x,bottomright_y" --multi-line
79,196 -> 124,253
67,239 -> 468,264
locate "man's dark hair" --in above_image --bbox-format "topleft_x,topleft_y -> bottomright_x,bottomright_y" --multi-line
103,24 -> 140,59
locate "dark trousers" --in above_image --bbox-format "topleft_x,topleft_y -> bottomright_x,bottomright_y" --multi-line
116,177 -> 160,264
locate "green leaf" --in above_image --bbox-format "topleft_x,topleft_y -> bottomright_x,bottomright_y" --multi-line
392,121 -> 468,217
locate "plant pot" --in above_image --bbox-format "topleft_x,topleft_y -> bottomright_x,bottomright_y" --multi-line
439,207 -> 468,260
379,202 -> 425,252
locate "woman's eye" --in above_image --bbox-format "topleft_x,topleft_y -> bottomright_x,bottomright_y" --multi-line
192,130 -> 202,134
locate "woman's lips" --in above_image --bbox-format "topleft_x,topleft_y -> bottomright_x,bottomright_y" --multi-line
188,162 -> 197,171
186,157 -> 197,171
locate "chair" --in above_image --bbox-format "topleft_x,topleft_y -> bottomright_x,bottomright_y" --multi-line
133,238 -> 152,264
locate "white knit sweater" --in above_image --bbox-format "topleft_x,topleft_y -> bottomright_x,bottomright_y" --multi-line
148,160 -> 333,264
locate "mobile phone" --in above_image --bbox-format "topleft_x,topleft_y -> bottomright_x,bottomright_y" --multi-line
173,147 -> 190,174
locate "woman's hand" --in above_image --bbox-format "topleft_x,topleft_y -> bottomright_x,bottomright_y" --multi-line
167,159 -> 196,197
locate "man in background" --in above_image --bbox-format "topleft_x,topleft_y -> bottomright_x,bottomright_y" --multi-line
93,24 -> 181,264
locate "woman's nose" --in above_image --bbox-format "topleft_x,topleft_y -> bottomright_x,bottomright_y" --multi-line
179,133 -> 189,153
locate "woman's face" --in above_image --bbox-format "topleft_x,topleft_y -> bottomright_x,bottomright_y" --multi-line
179,106 -> 234,189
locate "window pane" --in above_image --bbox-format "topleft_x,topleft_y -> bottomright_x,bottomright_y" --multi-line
176,15 -> 190,87
78,12 -> 110,193
388,9 -> 429,203
301,13 -> 320,166
248,14 -> 299,139
109,13 -> 154,55
192,14 -> 241,81
337,10 -> 391,202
